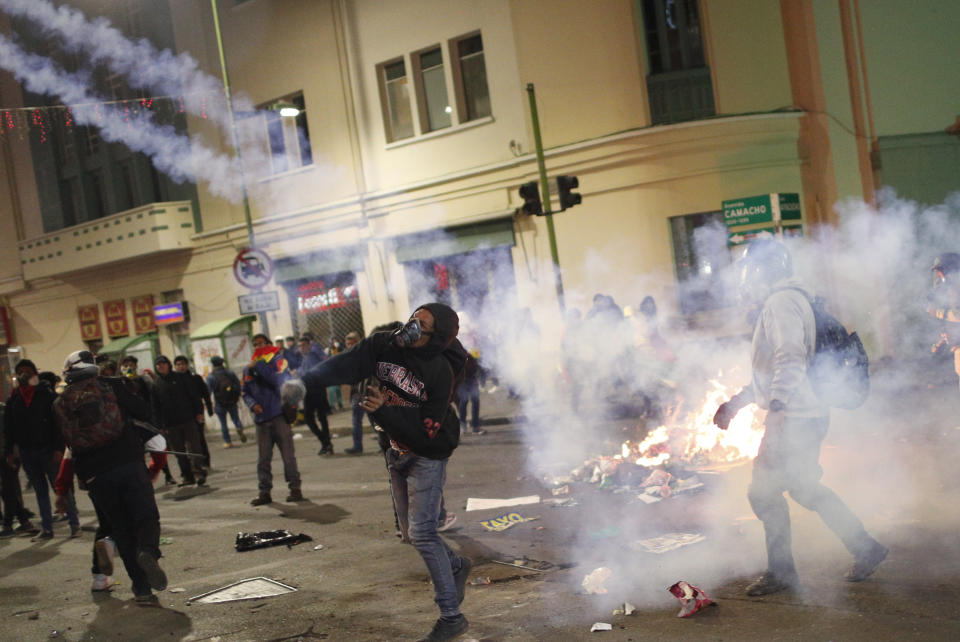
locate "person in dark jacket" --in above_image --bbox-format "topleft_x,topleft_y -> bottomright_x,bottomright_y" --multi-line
0,398 -> 38,537
4,359 -> 80,540
243,333 -> 304,506
151,355 -> 206,486
174,356 -> 213,468
297,336 -> 333,455
205,356 -> 247,447
301,303 -> 471,642
53,350 -> 167,606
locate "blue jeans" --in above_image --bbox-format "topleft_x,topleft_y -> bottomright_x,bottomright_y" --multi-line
20,448 -> 78,533
387,449 -> 462,617
215,403 -> 244,443
351,404 -> 366,450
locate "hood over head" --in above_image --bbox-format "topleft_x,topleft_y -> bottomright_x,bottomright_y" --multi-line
414,303 -> 459,358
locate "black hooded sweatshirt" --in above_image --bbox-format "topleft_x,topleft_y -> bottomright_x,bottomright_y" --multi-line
301,303 -> 466,460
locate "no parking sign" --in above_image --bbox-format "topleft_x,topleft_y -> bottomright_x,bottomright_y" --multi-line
233,248 -> 274,290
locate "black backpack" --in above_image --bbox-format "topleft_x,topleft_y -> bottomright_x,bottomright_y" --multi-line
785,288 -> 870,409
211,370 -> 241,407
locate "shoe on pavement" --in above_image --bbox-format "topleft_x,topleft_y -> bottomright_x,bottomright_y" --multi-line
845,542 -> 888,582
745,571 -> 799,596
69,524 -> 82,538
471,429 -> 487,436
177,479 -> 196,488
285,488 -> 305,502
453,556 -> 472,605
0,525 -> 15,538
319,443 -> 334,455
196,474 -> 207,487
345,447 -> 362,455
95,537 -> 115,576
31,530 -> 54,542
238,429 -> 248,443
14,520 -> 39,535
437,513 -> 457,532
222,442 -> 233,448
134,592 -> 159,607
417,614 -> 469,642
164,477 -> 177,486
251,492 -> 272,506
136,550 -> 168,591
91,573 -> 115,592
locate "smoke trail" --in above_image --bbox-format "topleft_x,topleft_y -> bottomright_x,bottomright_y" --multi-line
0,0 -> 255,133
0,33 -> 245,200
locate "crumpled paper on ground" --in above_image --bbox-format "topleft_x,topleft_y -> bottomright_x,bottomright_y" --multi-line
667,580 -> 716,617
582,567 -> 613,594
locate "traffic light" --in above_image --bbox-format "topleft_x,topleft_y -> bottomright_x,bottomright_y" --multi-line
519,181 -> 542,215
556,175 -> 581,211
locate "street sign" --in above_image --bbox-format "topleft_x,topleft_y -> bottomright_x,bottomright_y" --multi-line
723,193 -> 802,246
238,290 -> 280,314
233,247 -> 274,289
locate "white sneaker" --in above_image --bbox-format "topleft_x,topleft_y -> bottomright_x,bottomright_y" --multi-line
91,574 -> 115,592
437,513 -> 458,532
95,537 -> 115,576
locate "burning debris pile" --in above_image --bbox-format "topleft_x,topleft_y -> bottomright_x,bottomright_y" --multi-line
564,379 -> 766,500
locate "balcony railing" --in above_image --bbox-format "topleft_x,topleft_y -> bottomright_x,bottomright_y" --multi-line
17,201 -> 197,281
647,67 -> 716,126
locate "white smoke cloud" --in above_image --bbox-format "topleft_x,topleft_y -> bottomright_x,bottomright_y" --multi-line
0,32 -> 247,200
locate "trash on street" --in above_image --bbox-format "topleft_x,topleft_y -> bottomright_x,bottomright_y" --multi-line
612,602 -> 636,615
630,532 -> 706,554
590,622 -> 613,632
551,485 -> 570,496
235,530 -> 313,552
668,580 -> 716,617
582,567 -> 613,594
544,498 -> 578,507
189,577 -> 298,604
466,495 -> 540,512
479,512 -> 540,532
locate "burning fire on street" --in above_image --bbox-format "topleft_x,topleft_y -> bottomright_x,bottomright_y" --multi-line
565,378 -> 765,498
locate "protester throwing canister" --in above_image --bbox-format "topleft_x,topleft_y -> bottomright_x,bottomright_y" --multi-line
300,303 -> 472,642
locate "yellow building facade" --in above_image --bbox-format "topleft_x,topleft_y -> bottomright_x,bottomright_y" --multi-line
0,0 -> 957,386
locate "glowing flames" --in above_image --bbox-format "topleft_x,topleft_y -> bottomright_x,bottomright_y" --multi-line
623,379 -> 765,467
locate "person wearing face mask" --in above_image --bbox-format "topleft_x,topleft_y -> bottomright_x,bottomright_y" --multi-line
300,303 -> 472,642
713,237 -> 886,596
3,359 -> 80,540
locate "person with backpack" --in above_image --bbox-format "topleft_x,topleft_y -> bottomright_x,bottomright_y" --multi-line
3,359 -> 80,540
713,237 -> 886,597
300,303 -> 472,642
206,356 -> 247,448
52,350 -> 167,605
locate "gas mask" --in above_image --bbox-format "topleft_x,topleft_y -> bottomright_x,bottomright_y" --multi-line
393,318 -> 424,348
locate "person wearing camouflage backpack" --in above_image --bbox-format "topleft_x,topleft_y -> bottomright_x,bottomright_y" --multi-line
53,350 -> 167,606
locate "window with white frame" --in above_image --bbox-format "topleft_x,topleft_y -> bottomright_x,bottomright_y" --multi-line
377,30 -> 491,144
378,59 -> 415,142
412,46 -> 451,133
450,32 -> 490,123
251,92 -> 313,176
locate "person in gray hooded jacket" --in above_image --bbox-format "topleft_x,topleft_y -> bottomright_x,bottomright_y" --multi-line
714,237 -> 887,596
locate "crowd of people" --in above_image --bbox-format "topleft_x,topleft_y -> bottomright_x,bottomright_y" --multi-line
0,303 -> 488,640
5,237 -> 951,639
